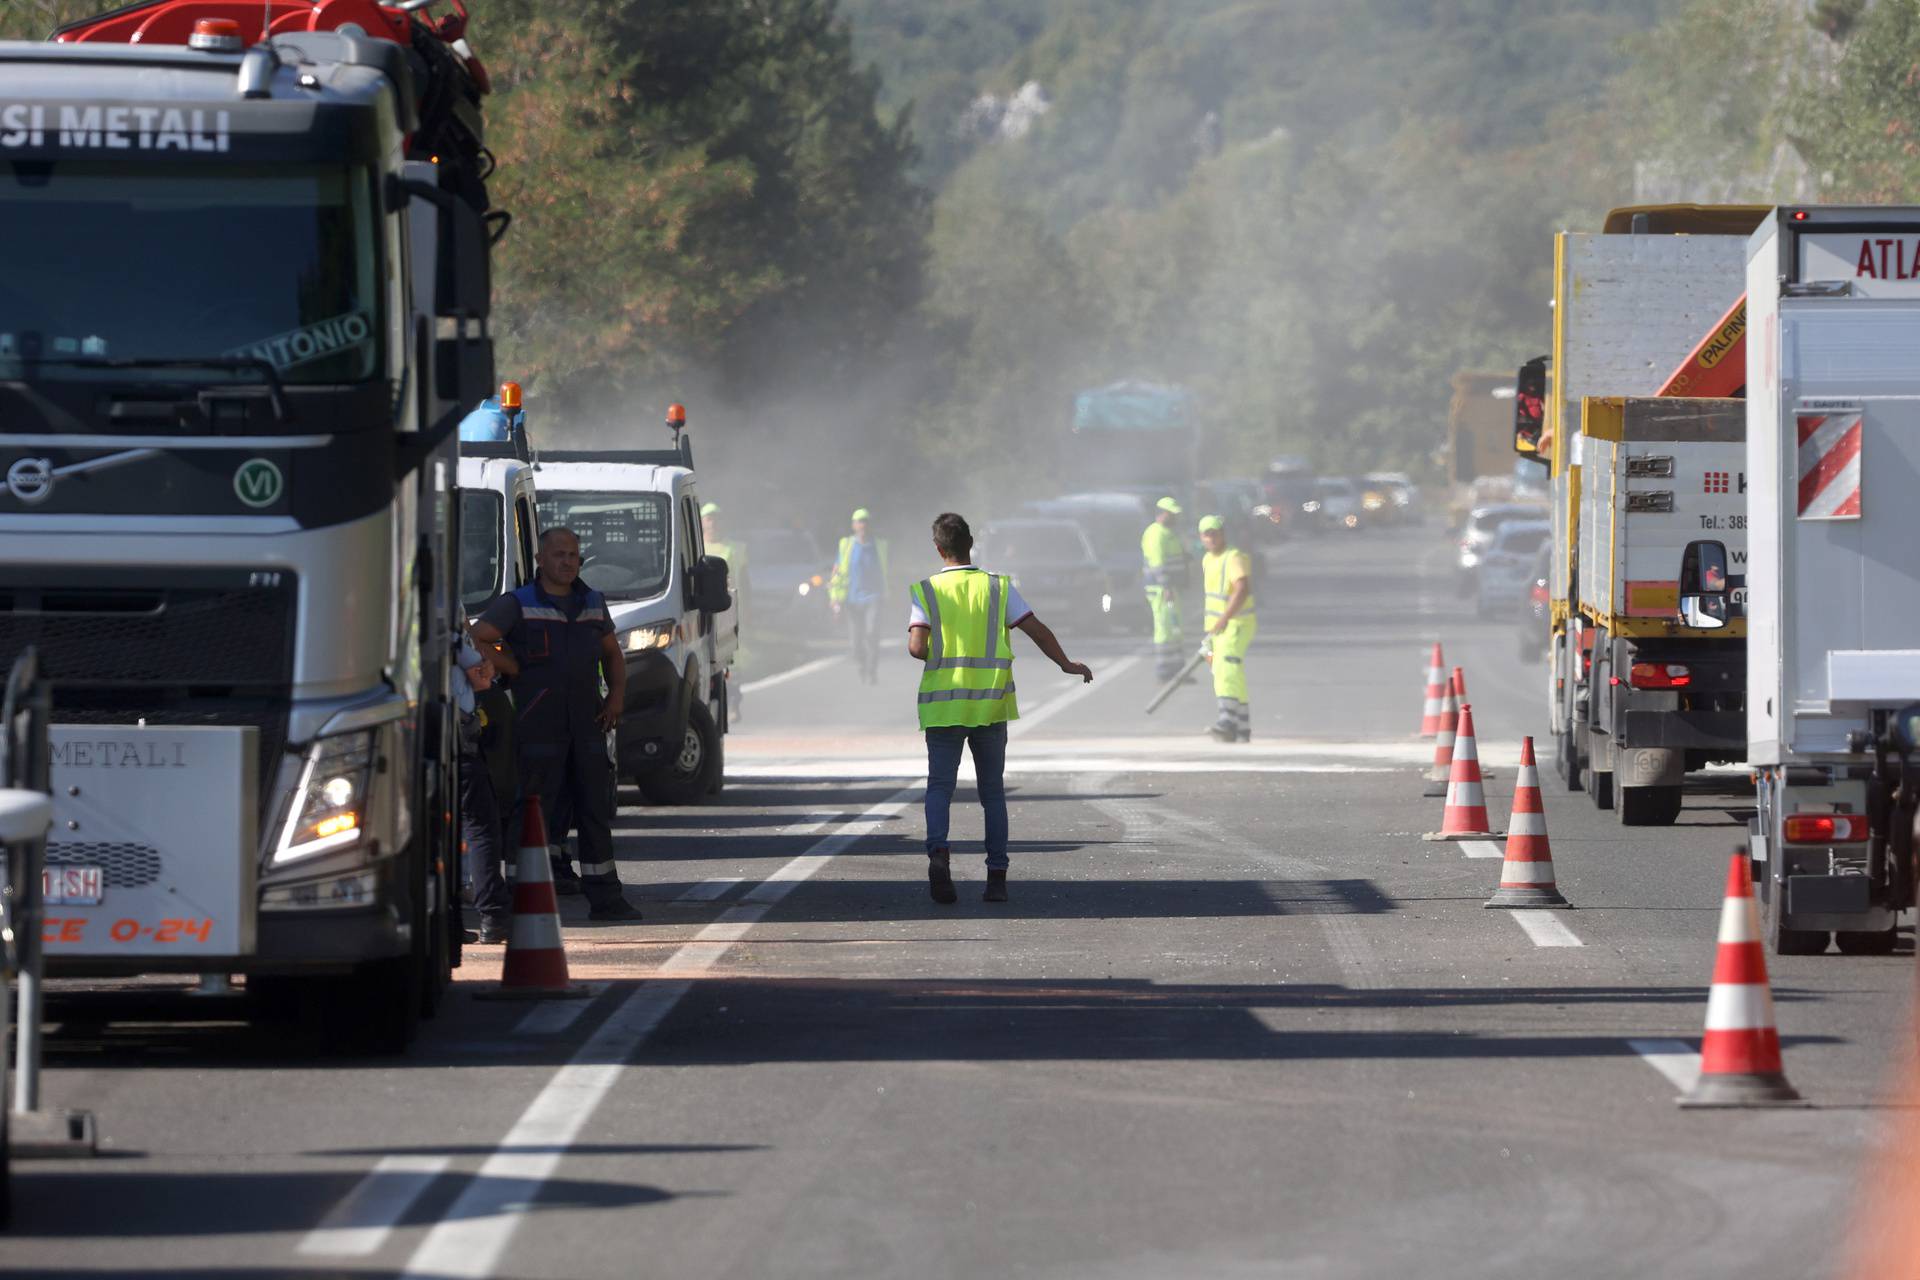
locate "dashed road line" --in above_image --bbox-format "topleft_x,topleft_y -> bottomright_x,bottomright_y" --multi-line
511,984 -> 607,1037
1627,1038 -> 1701,1093
393,787 -> 917,1280
673,877 -> 743,903
1511,913 -> 1583,948
1460,839 -> 1505,859
297,1155 -> 454,1257
738,654 -> 841,695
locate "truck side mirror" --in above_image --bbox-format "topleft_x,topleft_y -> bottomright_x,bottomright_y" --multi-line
694,555 -> 733,615
1512,354 -> 1549,461
1677,538 -> 1729,630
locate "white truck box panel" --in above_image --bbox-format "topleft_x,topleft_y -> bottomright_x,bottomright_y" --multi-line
1576,399 -> 1746,631
1760,300 -> 1920,757
1746,227 -> 1785,761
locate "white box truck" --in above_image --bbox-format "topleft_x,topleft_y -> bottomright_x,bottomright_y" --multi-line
1694,205 -> 1920,955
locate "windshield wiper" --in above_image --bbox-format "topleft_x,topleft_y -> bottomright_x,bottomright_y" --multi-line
20,356 -> 293,424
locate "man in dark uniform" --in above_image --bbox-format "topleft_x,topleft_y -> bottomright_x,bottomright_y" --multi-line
472,527 -> 641,921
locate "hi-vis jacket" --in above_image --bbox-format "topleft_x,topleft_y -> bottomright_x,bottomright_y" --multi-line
911,568 -> 1019,730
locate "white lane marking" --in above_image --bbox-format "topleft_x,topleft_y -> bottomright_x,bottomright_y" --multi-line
1009,654 -> 1142,738
512,984 -> 608,1037
398,788 -> 917,1280
738,655 -> 841,695
1460,839 -> 1506,859
1511,913 -> 1583,948
673,877 -> 742,903
297,1155 -> 454,1257
1628,1038 -> 1701,1093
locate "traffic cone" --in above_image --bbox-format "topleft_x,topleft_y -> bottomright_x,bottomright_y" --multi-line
1680,851 -> 1802,1107
476,795 -> 589,1002
1422,673 -> 1459,797
1419,643 -> 1447,737
1424,703 -> 1499,840
1485,737 -> 1567,907
1452,665 -> 1468,705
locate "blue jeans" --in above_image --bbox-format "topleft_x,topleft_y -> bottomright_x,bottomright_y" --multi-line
924,721 -> 1010,869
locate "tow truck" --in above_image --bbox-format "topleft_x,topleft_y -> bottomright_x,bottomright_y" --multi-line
0,0 -> 501,1051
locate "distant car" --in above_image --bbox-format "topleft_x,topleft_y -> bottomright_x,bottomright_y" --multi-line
743,525 -> 832,635
1023,491 -> 1157,610
1302,476 -> 1360,531
1516,540 -> 1552,661
1475,519 -> 1552,617
1457,501 -> 1548,578
1196,477 -> 1266,546
975,517 -> 1124,632
1363,470 -> 1422,522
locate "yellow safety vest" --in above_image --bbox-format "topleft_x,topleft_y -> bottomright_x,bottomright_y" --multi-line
1203,548 -> 1256,626
911,569 -> 1019,729
830,535 -> 891,604
1141,522 -> 1187,584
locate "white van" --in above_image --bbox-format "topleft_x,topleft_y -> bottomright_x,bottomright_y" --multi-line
533,446 -> 736,804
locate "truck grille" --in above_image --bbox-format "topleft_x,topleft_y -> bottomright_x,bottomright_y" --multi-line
0,569 -> 297,825
45,841 -> 162,889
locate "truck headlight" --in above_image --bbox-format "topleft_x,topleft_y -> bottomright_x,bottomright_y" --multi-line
275,729 -> 375,864
625,621 -> 676,651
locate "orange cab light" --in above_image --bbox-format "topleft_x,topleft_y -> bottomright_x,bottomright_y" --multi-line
1783,813 -> 1868,844
666,403 -> 688,428
188,17 -> 244,51
499,380 -> 522,409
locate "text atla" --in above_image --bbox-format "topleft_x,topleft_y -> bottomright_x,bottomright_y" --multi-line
0,103 -> 230,152
1850,238 -> 1920,280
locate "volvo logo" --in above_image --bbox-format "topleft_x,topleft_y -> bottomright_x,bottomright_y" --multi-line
233,457 -> 284,508
6,457 -> 53,504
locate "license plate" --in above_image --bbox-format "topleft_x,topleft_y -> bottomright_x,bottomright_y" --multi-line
43,865 -> 103,906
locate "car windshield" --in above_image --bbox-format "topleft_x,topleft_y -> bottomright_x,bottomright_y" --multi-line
1495,525 -> 1551,556
1316,478 -> 1355,496
980,524 -> 1089,569
749,528 -> 820,565
0,163 -> 383,408
538,491 -> 674,600
459,491 -> 504,613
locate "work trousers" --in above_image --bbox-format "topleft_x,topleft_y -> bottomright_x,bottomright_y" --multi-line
514,731 -> 623,908
1146,584 -> 1184,677
846,599 -> 883,681
459,750 -> 511,927
1210,616 -> 1256,734
924,721 -> 1010,870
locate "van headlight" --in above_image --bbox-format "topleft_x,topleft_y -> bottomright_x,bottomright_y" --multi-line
625,621 -> 676,651
275,730 -> 375,864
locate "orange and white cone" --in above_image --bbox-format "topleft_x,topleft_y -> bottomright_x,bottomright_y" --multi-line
1485,737 -> 1567,908
1681,851 -> 1801,1107
1422,673 -> 1459,797
1425,703 -> 1498,840
477,795 -> 589,1001
1418,643 -> 1447,737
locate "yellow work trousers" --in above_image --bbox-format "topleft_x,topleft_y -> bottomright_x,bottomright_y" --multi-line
1209,616 -> 1256,702
1146,585 -> 1184,669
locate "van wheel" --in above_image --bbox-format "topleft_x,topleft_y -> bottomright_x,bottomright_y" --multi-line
1836,927 -> 1897,955
639,699 -> 720,806
1764,874 -> 1829,956
1616,780 -> 1682,826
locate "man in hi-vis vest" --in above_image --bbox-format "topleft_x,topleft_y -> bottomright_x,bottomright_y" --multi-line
907,512 -> 1093,903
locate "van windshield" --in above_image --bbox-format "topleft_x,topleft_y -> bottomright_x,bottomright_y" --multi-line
460,491 -> 504,613
538,491 -> 674,600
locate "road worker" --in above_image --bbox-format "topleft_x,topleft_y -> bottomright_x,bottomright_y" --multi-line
829,507 -> 891,684
1199,514 -> 1256,742
472,527 -> 642,920
908,512 -> 1092,902
701,501 -> 747,720
1141,496 -> 1190,682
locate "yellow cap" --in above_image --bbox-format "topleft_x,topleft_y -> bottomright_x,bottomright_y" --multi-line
851,507 -> 872,522
1197,515 -> 1225,534
1156,496 -> 1182,515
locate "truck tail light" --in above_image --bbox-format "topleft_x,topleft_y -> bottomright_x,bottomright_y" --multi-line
1629,662 -> 1691,689
1783,813 -> 1869,844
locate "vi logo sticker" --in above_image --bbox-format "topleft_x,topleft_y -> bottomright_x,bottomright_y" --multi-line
233,457 -> 284,508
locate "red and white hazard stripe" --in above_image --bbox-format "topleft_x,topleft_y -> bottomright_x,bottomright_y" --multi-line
1797,412 -> 1862,520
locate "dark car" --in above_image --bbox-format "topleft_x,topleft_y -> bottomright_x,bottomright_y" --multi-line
975,517 -> 1125,632
1023,492 -> 1157,621
743,525 -> 832,636
1516,540 -> 1552,661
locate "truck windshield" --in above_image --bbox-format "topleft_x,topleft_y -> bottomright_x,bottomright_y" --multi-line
980,524 -> 1090,569
538,491 -> 674,600
0,162 -> 383,396
460,490 -> 505,613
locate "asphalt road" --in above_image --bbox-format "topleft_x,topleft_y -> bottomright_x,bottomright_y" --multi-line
7,523 -> 1911,1279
